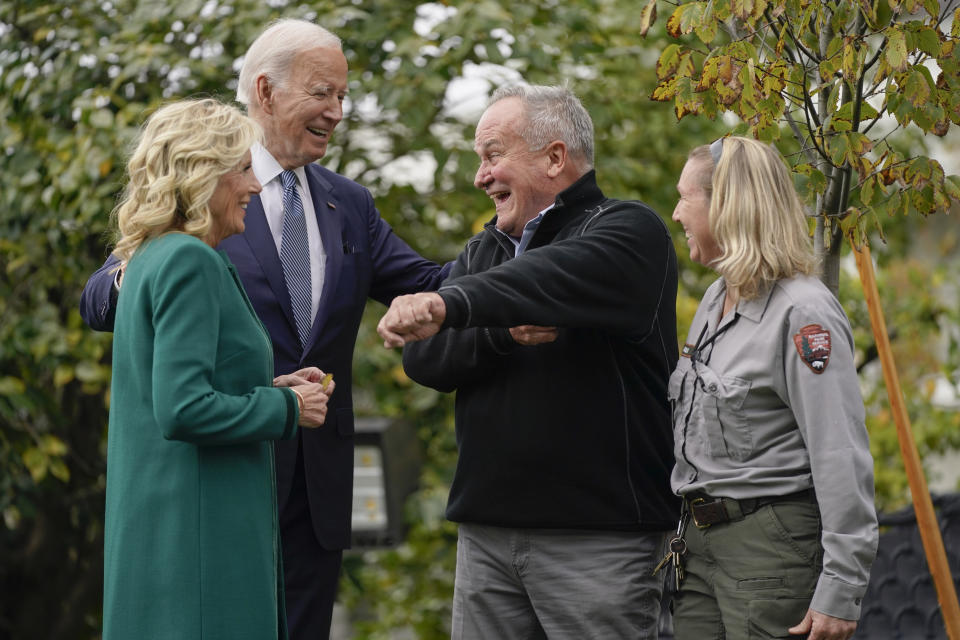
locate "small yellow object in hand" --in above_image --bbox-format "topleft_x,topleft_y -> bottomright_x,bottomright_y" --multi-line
321,372 -> 334,389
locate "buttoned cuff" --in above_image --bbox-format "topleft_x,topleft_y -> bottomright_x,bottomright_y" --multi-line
810,574 -> 866,621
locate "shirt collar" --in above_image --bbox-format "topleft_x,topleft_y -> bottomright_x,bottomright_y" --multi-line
252,144 -> 306,189
716,277 -> 774,324
493,202 -> 556,246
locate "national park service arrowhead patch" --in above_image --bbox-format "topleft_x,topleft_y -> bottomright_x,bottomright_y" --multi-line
793,324 -> 831,374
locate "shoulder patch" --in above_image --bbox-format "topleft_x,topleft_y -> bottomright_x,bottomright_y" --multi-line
681,343 -> 695,358
793,324 -> 831,374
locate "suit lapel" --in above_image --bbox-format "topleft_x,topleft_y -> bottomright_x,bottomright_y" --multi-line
303,166 -> 344,351
241,196 -> 298,333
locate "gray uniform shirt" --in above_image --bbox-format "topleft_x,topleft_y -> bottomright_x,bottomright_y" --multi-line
669,274 -> 878,620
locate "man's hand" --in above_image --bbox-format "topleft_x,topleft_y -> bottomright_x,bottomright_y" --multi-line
273,367 -> 324,388
788,608 -> 857,640
377,292 -> 446,348
509,325 -> 558,346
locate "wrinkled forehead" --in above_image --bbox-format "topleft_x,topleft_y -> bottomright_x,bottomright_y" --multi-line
475,99 -> 525,145
288,46 -> 348,89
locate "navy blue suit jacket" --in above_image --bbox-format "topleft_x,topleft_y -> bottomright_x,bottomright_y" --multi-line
81,162 -> 449,549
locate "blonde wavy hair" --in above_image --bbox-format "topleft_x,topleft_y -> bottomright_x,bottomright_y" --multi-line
690,136 -> 818,300
111,98 -> 262,262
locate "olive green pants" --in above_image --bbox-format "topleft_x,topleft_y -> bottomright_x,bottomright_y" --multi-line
673,493 -> 822,639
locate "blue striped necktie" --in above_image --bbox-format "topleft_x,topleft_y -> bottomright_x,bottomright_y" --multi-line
279,170 -> 312,348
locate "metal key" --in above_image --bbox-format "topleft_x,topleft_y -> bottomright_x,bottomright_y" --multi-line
653,514 -> 690,581
652,549 -> 673,576
670,535 -> 687,586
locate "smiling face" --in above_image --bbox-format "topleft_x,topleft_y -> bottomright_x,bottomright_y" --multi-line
207,150 -> 262,246
673,157 -> 721,267
257,46 -> 348,170
473,97 -> 560,238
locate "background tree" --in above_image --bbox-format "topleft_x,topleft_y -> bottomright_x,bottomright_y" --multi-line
1,0 -> 957,638
644,0 -> 960,505
648,0 -> 960,288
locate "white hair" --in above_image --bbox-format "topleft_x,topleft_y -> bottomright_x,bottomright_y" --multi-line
489,84 -> 595,172
236,19 -> 342,106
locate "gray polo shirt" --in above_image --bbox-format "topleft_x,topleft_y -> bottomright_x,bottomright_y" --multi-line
670,274 -> 878,620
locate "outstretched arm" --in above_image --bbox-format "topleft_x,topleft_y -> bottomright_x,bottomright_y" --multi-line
80,253 -> 122,332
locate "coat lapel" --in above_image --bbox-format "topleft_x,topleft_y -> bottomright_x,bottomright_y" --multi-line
303,166 -> 344,351
240,196 -> 298,334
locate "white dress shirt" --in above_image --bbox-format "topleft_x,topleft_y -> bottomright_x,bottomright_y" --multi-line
252,144 -> 325,323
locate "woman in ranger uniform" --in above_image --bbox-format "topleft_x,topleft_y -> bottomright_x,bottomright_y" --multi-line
668,136 -> 878,640
102,98 -> 333,640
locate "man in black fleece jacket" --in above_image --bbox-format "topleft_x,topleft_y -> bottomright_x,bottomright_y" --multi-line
379,85 -> 679,639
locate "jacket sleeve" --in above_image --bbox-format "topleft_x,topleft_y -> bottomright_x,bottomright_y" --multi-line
784,295 -> 878,621
79,253 -> 121,332
358,186 -> 452,304
402,241 -> 518,392
439,203 -> 677,340
149,242 -> 297,445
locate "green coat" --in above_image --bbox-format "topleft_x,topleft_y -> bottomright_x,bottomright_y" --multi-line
104,233 -> 298,640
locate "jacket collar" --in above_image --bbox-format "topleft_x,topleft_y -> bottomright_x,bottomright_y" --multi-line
552,169 -> 605,211
481,170 -> 606,249
535,170 -> 606,240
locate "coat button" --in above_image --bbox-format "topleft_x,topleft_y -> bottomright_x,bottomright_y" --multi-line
708,383 -> 718,393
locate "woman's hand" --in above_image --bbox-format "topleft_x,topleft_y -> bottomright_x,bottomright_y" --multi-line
273,367 -> 325,388
292,377 -> 335,428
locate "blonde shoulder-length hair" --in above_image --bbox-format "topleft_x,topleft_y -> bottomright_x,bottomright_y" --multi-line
690,136 -> 818,300
111,98 -> 261,262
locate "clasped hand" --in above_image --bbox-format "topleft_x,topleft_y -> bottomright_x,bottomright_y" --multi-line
377,292 -> 446,348
273,367 -> 335,428
377,293 -> 559,348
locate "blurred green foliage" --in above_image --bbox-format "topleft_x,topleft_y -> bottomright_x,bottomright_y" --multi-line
1,0 -> 957,638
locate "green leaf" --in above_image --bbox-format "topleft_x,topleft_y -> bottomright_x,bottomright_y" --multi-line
856,0 -> 880,28
695,13 -> 719,43
945,175 -> 960,200
827,133 -> 850,165
639,0 -> 658,37
796,164 -> 828,203
0,376 -> 26,395
860,174 -> 878,205
905,156 -> 932,185
667,3 -> 705,38
885,28 -> 909,72
41,435 -> 67,457
656,44 -> 683,81
848,132 -> 873,156
732,0 -> 756,21
915,26 -> 941,57
22,448 -> 48,483
49,458 -> 71,483
53,364 -> 74,388
903,68 -> 933,107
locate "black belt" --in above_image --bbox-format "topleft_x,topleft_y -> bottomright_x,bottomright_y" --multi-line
684,489 -> 815,529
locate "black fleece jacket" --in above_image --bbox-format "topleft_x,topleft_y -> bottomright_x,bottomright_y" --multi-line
403,171 -> 680,530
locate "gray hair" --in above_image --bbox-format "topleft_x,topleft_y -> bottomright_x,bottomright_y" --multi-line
236,19 -> 342,106
489,85 -> 595,171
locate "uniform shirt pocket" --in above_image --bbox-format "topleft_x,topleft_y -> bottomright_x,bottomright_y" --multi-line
695,368 -> 753,459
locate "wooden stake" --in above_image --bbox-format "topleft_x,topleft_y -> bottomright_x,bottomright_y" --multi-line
852,240 -> 960,639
